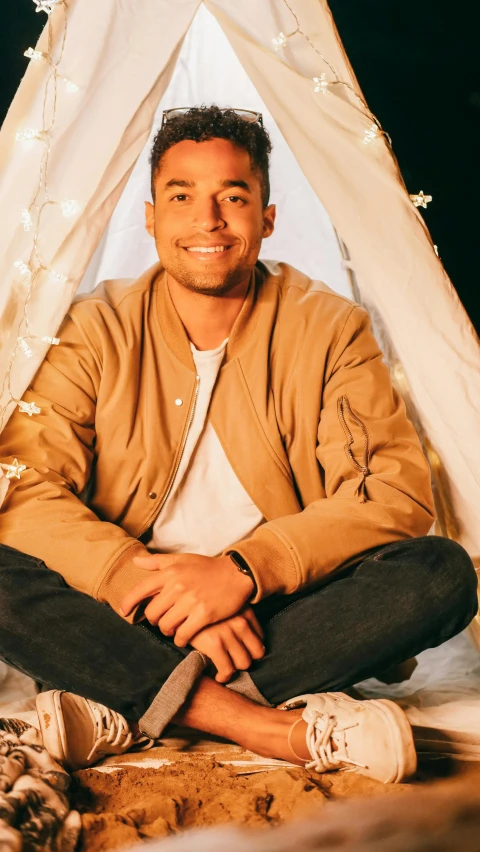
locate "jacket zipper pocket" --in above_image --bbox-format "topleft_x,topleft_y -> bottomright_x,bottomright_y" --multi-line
337,395 -> 371,502
138,374 -> 201,538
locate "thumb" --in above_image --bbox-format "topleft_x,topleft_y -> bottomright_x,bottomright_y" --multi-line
133,554 -> 168,570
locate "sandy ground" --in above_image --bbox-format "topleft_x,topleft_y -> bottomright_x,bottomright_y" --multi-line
70,736 -> 480,852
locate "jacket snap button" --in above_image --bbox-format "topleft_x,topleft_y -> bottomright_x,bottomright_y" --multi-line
149,492 -> 157,499
175,398 -> 183,406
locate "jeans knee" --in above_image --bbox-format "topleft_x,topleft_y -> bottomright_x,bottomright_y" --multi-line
0,546 -> 48,623
417,536 -> 478,623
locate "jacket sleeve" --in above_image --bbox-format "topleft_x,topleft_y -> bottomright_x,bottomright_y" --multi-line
0,308 -> 148,618
230,306 -> 436,601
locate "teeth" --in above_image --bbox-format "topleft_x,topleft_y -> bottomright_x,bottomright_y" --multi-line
186,246 -> 227,253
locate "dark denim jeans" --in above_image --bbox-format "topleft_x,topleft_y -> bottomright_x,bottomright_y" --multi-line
0,537 -> 476,733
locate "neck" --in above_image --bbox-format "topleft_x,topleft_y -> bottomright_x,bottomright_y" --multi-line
166,273 -> 250,351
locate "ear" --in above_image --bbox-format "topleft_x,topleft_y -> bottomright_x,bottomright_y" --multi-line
145,201 -> 155,238
262,204 -> 276,239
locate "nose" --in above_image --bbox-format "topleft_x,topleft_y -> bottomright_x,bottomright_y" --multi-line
193,197 -> 225,232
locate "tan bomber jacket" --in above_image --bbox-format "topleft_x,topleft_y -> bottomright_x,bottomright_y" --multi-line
0,261 -> 435,616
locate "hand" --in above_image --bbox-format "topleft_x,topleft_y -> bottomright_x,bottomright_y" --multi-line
120,552 -> 255,646
190,608 -> 265,683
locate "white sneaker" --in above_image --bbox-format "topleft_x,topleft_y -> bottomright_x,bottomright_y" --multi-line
283,691 -> 417,783
36,690 -> 154,771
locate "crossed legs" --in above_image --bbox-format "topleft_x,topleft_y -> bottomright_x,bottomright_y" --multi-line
0,536 -> 476,761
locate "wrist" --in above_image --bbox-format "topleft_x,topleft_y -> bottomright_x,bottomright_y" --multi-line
228,551 -> 257,600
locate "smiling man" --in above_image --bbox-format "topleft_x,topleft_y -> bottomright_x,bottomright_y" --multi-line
0,106 -> 476,782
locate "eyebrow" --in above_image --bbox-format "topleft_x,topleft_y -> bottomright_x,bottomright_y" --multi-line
163,178 -> 252,193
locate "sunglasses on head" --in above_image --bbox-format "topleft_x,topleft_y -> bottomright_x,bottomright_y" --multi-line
160,107 -> 263,130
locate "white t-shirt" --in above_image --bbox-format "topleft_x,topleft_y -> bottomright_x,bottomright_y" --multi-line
148,338 -> 264,556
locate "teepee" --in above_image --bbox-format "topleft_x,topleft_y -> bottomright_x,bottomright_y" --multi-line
0,1 -> 479,621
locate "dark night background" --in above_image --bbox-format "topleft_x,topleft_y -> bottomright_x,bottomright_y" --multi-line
1,1 -> 479,331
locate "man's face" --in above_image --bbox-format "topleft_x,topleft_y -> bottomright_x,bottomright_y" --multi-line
145,138 -> 276,296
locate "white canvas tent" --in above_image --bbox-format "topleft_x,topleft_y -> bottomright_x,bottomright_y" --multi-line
1,0 -> 480,754
0,4 -> 480,608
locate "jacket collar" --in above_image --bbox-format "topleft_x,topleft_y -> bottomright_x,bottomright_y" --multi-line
153,262 -> 266,369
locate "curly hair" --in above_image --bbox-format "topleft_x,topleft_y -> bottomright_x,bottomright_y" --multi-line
149,105 -> 272,207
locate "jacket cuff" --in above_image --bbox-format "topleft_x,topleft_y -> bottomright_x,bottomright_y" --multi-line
225,527 -> 300,603
96,541 -> 150,623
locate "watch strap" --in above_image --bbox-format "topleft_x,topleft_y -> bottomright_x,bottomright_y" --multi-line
228,551 -> 258,598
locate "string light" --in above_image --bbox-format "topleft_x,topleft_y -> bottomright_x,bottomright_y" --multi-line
410,191 -> 432,209
24,47 -> 44,62
15,128 -> 46,142
17,401 -> 41,417
23,44 -> 79,94
62,77 -> 79,93
17,334 -> 60,359
362,123 -> 380,145
17,338 -> 33,359
0,0 -> 73,441
13,260 -> 32,277
313,74 -> 329,95
274,0 -> 389,149
60,199 -> 79,218
0,460 -> 27,481
272,32 -> 289,51
20,209 -> 34,232
33,0 -> 62,14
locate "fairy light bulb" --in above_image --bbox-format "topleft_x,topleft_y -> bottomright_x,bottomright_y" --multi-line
50,270 -> 68,283
14,260 -> 31,277
17,337 -> 33,359
33,0 -> 62,14
60,199 -> 79,218
15,128 -> 46,143
272,32 -> 288,51
20,209 -> 33,232
62,78 -> 79,93
0,459 -> 27,480
410,191 -> 432,209
17,400 -> 41,416
313,74 -> 329,95
362,123 -> 379,145
24,47 -> 44,62
42,336 -> 60,345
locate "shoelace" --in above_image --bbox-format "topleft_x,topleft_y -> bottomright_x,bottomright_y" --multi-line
86,700 -> 154,762
304,710 -> 365,773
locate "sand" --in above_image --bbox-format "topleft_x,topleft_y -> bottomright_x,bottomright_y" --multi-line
74,760 -> 327,850
71,744 -> 471,851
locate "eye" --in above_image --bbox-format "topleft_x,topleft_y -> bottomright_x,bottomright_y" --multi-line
224,196 -> 246,205
171,194 -> 188,202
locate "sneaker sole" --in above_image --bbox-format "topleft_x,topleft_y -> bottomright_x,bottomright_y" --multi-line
36,690 -> 68,766
329,692 -> 417,783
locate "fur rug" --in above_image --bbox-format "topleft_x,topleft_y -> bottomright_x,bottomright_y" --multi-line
0,719 -> 80,851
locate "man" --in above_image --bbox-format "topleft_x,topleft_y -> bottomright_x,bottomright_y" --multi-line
0,106 -> 476,782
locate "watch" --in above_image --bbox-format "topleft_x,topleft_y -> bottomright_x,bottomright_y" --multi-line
228,551 -> 258,598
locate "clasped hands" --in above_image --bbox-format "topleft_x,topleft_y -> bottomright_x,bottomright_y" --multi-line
120,553 -> 265,683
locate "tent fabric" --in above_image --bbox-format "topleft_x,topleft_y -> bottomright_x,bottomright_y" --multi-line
0,0 -> 480,569
79,5 -> 351,299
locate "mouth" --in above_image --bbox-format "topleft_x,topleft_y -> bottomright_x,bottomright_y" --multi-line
181,244 -> 234,260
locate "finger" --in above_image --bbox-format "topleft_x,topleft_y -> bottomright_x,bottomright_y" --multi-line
143,589 -> 188,628
120,573 -> 167,616
222,630 -> 252,671
243,608 -> 264,640
157,598 -> 193,635
232,618 -> 265,661
210,643 -> 236,684
133,554 -> 176,571
174,608 -> 213,647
